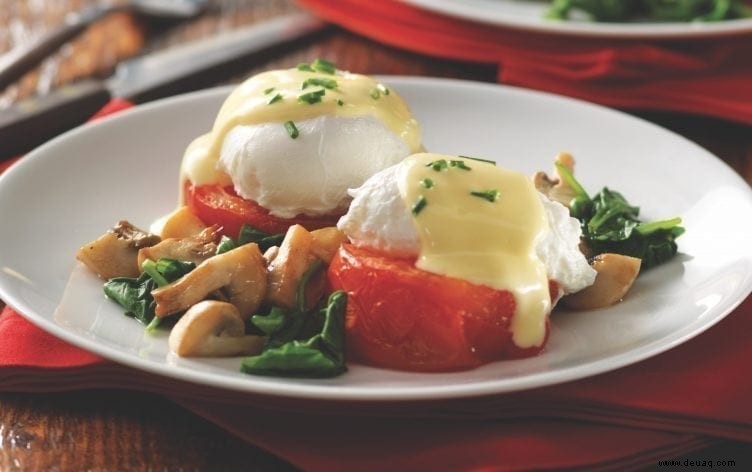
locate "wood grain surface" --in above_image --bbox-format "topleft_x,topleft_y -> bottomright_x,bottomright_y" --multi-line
1,0 -> 751,470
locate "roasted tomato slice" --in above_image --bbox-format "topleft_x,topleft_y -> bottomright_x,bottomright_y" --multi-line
328,244 -> 552,372
184,182 -> 341,237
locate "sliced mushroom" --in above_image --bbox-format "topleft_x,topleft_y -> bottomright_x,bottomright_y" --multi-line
77,221 -> 160,279
151,242 -> 267,318
561,253 -> 642,310
266,224 -> 323,309
310,227 -> 347,264
168,300 -> 265,357
159,206 -> 208,239
138,225 -> 222,268
533,152 -> 578,207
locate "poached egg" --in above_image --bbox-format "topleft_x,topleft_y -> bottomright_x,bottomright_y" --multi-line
179,61 -> 422,218
338,153 -> 596,349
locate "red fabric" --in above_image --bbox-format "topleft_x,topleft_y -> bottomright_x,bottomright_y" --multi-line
0,305 -> 729,470
297,0 -> 752,125
1,102 -> 749,469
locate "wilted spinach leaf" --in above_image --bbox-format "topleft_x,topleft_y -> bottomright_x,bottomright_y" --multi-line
103,258 -> 195,330
242,290 -> 347,378
557,163 -> 684,270
216,224 -> 285,255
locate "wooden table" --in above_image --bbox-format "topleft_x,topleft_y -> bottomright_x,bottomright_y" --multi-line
1,1 -> 751,469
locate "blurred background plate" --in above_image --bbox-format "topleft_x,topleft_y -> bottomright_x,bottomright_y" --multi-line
401,0 -> 752,38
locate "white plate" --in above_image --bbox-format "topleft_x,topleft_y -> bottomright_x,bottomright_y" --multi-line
1,77 -> 751,401
401,0 -> 752,38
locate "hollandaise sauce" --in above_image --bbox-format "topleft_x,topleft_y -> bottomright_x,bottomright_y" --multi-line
398,153 -> 551,348
180,60 -> 421,190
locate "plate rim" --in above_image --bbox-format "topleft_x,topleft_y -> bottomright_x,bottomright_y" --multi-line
1,76 -> 751,401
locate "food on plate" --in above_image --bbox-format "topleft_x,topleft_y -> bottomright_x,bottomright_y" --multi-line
329,152 -> 598,371
178,58 -> 422,237
542,0 -> 752,22
76,149 -> 684,376
74,61 -> 685,377
535,153 -> 685,271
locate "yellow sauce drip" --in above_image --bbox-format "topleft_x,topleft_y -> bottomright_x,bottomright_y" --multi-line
179,67 -> 422,195
398,153 -> 551,348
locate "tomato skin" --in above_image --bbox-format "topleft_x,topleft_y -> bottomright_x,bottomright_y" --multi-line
327,244 -> 552,372
184,182 -> 341,236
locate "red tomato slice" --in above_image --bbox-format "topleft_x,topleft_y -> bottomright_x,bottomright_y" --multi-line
184,182 -> 340,237
328,244 -> 553,372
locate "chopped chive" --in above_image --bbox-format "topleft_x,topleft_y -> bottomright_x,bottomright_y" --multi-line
312,58 -> 337,74
284,120 -> 299,139
336,98 -> 344,106
267,93 -> 283,105
297,63 -> 315,72
370,88 -> 381,100
298,87 -> 326,104
263,87 -> 275,95
420,178 -> 434,189
303,77 -> 338,89
459,155 -> 495,165
412,195 -> 427,215
450,160 -> 472,170
376,83 -> 390,95
426,159 -> 448,171
470,189 -> 500,202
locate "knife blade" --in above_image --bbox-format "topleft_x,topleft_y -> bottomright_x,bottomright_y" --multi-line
0,12 -> 329,160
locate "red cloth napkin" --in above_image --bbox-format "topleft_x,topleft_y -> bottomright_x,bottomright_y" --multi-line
0,306 -> 720,470
0,102 -> 748,469
297,0 -> 752,126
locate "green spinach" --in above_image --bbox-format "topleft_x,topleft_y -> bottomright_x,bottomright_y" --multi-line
216,224 -> 285,255
103,258 -> 195,330
545,0 -> 752,22
242,261 -> 347,378
557,163 -> 684,269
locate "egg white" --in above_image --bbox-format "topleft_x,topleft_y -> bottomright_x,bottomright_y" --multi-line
218,115 -> 411,218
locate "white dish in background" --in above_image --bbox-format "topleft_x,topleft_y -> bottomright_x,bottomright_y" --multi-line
401,0 -> 752,38
0,77 -> 751,401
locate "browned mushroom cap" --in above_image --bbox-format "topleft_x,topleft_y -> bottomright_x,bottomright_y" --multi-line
151,242 -> 268,318
137,225 -> 222,268
168,300 -> 265,357
533,152 -> 578,208
77,221 -> 160,279
310,227 -> 347,264
159,206 -> 207,239
561,253 -> 642,310
266,225 -> 323,309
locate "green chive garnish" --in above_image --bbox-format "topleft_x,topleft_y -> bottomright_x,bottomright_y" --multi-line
370,88 -> 381,100
312,58 -> 337,74
459,155 -> 495,165
412,195 -> 427,215
264,87 -> 275,95
298,87 -> 326,104
297,63 -> 315,72
420,178 -> 434,189
336,99 -> 344,106
267,93 -> 283,105
470,189 -> 500,202
450,160 -> 472,170
303,77 -> 338,89
284,121 -> 299,139
426,159 -> 448,171
377,83 -> 390,95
